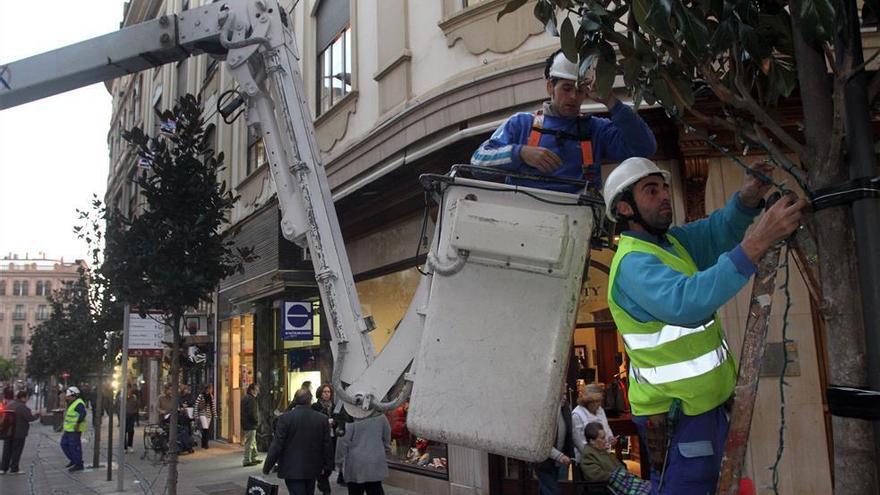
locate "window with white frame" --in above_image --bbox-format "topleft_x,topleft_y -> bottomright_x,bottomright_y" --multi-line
315,0 -> 352,116
13,305 -> 25,320
36,304 -> 49,320
20,280 -> 28,296
246,125 -> 267,176
36,281 -> 44,296
13,281 -> 21,296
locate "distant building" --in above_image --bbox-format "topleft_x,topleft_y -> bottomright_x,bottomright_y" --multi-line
0,254 -> 85,377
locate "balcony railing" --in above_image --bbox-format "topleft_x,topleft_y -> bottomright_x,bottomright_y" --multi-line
11,336 -> 25,345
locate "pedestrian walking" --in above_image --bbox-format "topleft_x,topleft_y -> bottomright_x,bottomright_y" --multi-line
311,383 -> 337,494
263,388 -> 332,495
0,390 -> 39,474
335,414 -> 391,495
195,384 -> 217,449
241,383 -> 261,466
125,388 -> 138,453
60,386 -> 87,472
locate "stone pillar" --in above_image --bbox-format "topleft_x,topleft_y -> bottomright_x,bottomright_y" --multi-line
448,445 -> 490,495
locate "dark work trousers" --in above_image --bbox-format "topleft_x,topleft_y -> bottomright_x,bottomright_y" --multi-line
60,431 -> 83,468
1,437 -> 27,472
346,482 -> 385,495
632,405 -> 729,495
284,478 -> 316,495
125,413 -> 137,448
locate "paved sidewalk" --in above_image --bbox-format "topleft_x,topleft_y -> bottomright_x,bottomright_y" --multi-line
0,423 -> 419,495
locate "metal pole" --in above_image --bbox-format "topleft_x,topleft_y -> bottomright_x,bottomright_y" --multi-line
107,405 -> 113,481
118,303 -> 131,491
842,0 -> 880,482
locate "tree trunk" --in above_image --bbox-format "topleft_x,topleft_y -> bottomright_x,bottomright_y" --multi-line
791,4 -> 879,493
166,312 -> 182,495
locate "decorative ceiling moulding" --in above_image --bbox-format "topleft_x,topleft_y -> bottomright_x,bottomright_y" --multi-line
439,0 -> 544,55
315,90 -> 359,153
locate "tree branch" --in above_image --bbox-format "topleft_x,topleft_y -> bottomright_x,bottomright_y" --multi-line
750,124 -> 811,192
730,68 -> 806,157
847,49 -> 880,78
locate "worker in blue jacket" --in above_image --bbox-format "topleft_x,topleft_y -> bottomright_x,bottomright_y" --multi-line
471,51 -> 656,192
603,157 -> 806,494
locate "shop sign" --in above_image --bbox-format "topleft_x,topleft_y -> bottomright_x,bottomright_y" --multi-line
281,301 -> 313,341
129,312 -> 165,357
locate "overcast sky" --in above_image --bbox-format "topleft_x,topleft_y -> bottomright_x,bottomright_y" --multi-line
0,1 -> 124,263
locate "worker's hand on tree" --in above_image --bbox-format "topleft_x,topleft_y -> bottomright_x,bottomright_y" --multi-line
740,194 -> 807,262
739,162 -> 775,208
520,146 -> 562,173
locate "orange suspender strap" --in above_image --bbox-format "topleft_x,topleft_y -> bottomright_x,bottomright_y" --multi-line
527,113 -> 543,147
528,111 -> 594,168
581,139 -> 593,167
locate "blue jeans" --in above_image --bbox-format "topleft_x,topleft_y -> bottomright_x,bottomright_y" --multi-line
60,432 -> 83,467
633,405 -> 729,495
537,467 -> 562,495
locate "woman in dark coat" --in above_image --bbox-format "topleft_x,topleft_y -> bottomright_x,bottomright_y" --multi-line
312,383 -> 338,494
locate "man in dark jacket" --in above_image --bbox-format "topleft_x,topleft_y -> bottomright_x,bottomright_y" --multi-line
263,389 -> 332,495
1,390 -> 39,474
241,383 -> 261,466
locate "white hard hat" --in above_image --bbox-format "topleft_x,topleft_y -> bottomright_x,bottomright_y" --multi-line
66,386 -> 80,397
603,157 -> 671,221
548,52 -> 579,81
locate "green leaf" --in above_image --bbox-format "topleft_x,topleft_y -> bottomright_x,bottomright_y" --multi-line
623,56 -> 642,88
674,3 -> 710,60
560,17 -> 578,62
651,78 -> 677,115
595,42 -> 617,99
794,0 -> 836,45
534,1 -> 558,37
497,0 -> 529,21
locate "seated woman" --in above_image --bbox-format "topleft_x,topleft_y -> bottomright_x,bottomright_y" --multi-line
579,421 -> 622,482
580,422 -> 652,494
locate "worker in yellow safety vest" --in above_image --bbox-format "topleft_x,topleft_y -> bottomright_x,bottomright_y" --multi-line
60,386 -> 87,472
603,157 -> 806,494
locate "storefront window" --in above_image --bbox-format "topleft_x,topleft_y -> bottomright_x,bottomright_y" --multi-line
218,313 -> 254,443
356,268 -> 448,475
284,301 -> 322,406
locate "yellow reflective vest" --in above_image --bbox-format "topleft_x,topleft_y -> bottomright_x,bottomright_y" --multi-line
63,398 -> 88,433
608,234 -> 737,416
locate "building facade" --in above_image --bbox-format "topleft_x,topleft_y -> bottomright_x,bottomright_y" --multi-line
0,254 -> 85,378
102,1 -> 855,493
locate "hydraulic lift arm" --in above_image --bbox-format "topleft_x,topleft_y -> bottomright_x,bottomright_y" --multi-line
0,0 -> 402,418
1,0 -> 602,461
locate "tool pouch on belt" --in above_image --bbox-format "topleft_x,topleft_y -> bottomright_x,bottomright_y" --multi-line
645,413 -> 668,472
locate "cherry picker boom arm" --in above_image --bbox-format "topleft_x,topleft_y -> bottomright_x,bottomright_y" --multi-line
0,0 -> 397,417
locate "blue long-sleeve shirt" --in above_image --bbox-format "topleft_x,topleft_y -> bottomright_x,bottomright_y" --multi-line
471,101 -> 656,192
611,193 -> 762,327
